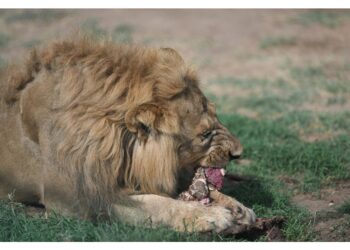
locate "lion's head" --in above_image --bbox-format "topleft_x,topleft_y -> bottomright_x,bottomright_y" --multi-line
5,39 -> 243,214
122,47 -> 243,195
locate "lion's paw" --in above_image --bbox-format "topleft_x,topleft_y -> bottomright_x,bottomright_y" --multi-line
232,205 -> 256,225
179,204 -> 235,233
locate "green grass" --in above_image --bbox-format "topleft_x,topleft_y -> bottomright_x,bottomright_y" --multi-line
0,201 -> 216,242
222,112 -> 350,191
260,36 -> 296,49
80,21 -> 134,43
290,65 -> 350,94
0,115 -> 348,241
1,59 -> 350,241
337,200 -> 350,215
0,57 -> 6,69
207,61 -> 350,118
210,77 -> 270,89
203,65 -> 349,241
5,10 -> 67,23
22,39 -> 41,49
294,10 -> 350,28
0,33 -> 10,48
112,24 -> 134,44
3,110 -> 349,241
222,171 -> 315,241
206,77 -> 308,117
81,18 -> 107,39
327,95 -> 347,105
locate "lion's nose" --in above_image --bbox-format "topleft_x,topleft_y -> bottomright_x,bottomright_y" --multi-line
229,143 -> 243,160
229,152 -> 241,160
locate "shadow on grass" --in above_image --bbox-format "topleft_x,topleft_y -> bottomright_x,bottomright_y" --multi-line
223,178 -> 275,209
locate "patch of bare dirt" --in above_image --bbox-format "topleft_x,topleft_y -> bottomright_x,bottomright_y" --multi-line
236,108 -> 260,120
278,175 -> 300,190
314,214 -> 350,241
292,182 -> 350,241
296,90 -> 350,114
293,182 -> 350,213
300,131 -> 345,143
301,102 -> 350,113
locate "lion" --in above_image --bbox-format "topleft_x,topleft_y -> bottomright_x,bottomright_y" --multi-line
0,38 -> 256,233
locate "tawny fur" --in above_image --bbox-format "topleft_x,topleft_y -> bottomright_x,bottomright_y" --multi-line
0,38 -> 199,213
0,38 -> 254,228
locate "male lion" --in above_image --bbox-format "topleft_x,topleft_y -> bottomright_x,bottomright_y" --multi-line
0,39 -> 255,233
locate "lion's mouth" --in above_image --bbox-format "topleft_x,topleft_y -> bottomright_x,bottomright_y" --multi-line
195,166 -> 226,190
205,166 -> 226,175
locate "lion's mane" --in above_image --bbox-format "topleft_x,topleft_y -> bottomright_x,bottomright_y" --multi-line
1,38 -> 199,215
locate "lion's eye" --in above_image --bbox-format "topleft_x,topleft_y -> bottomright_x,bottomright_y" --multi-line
201,130 -> 212,139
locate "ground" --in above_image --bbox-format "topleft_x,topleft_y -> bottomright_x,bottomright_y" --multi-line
0,9 -> 350,241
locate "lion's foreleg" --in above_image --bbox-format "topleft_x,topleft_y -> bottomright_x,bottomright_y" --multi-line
111,194 -> 236,233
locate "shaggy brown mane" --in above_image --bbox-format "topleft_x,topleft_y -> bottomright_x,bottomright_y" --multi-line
2,38 -> 200,216
1,37 -> 257,231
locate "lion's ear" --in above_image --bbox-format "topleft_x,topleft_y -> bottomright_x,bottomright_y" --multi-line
160,47 -> 184,64
125,103 -> 163,142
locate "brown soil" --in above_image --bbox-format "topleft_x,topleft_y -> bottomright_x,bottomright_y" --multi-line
292,182 -> 350,241
314,215 -> 350,241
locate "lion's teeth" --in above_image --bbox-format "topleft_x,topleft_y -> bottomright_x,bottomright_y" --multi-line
220,169 -> 226,176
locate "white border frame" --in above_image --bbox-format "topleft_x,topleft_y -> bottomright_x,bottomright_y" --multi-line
1,0 -> 350,9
